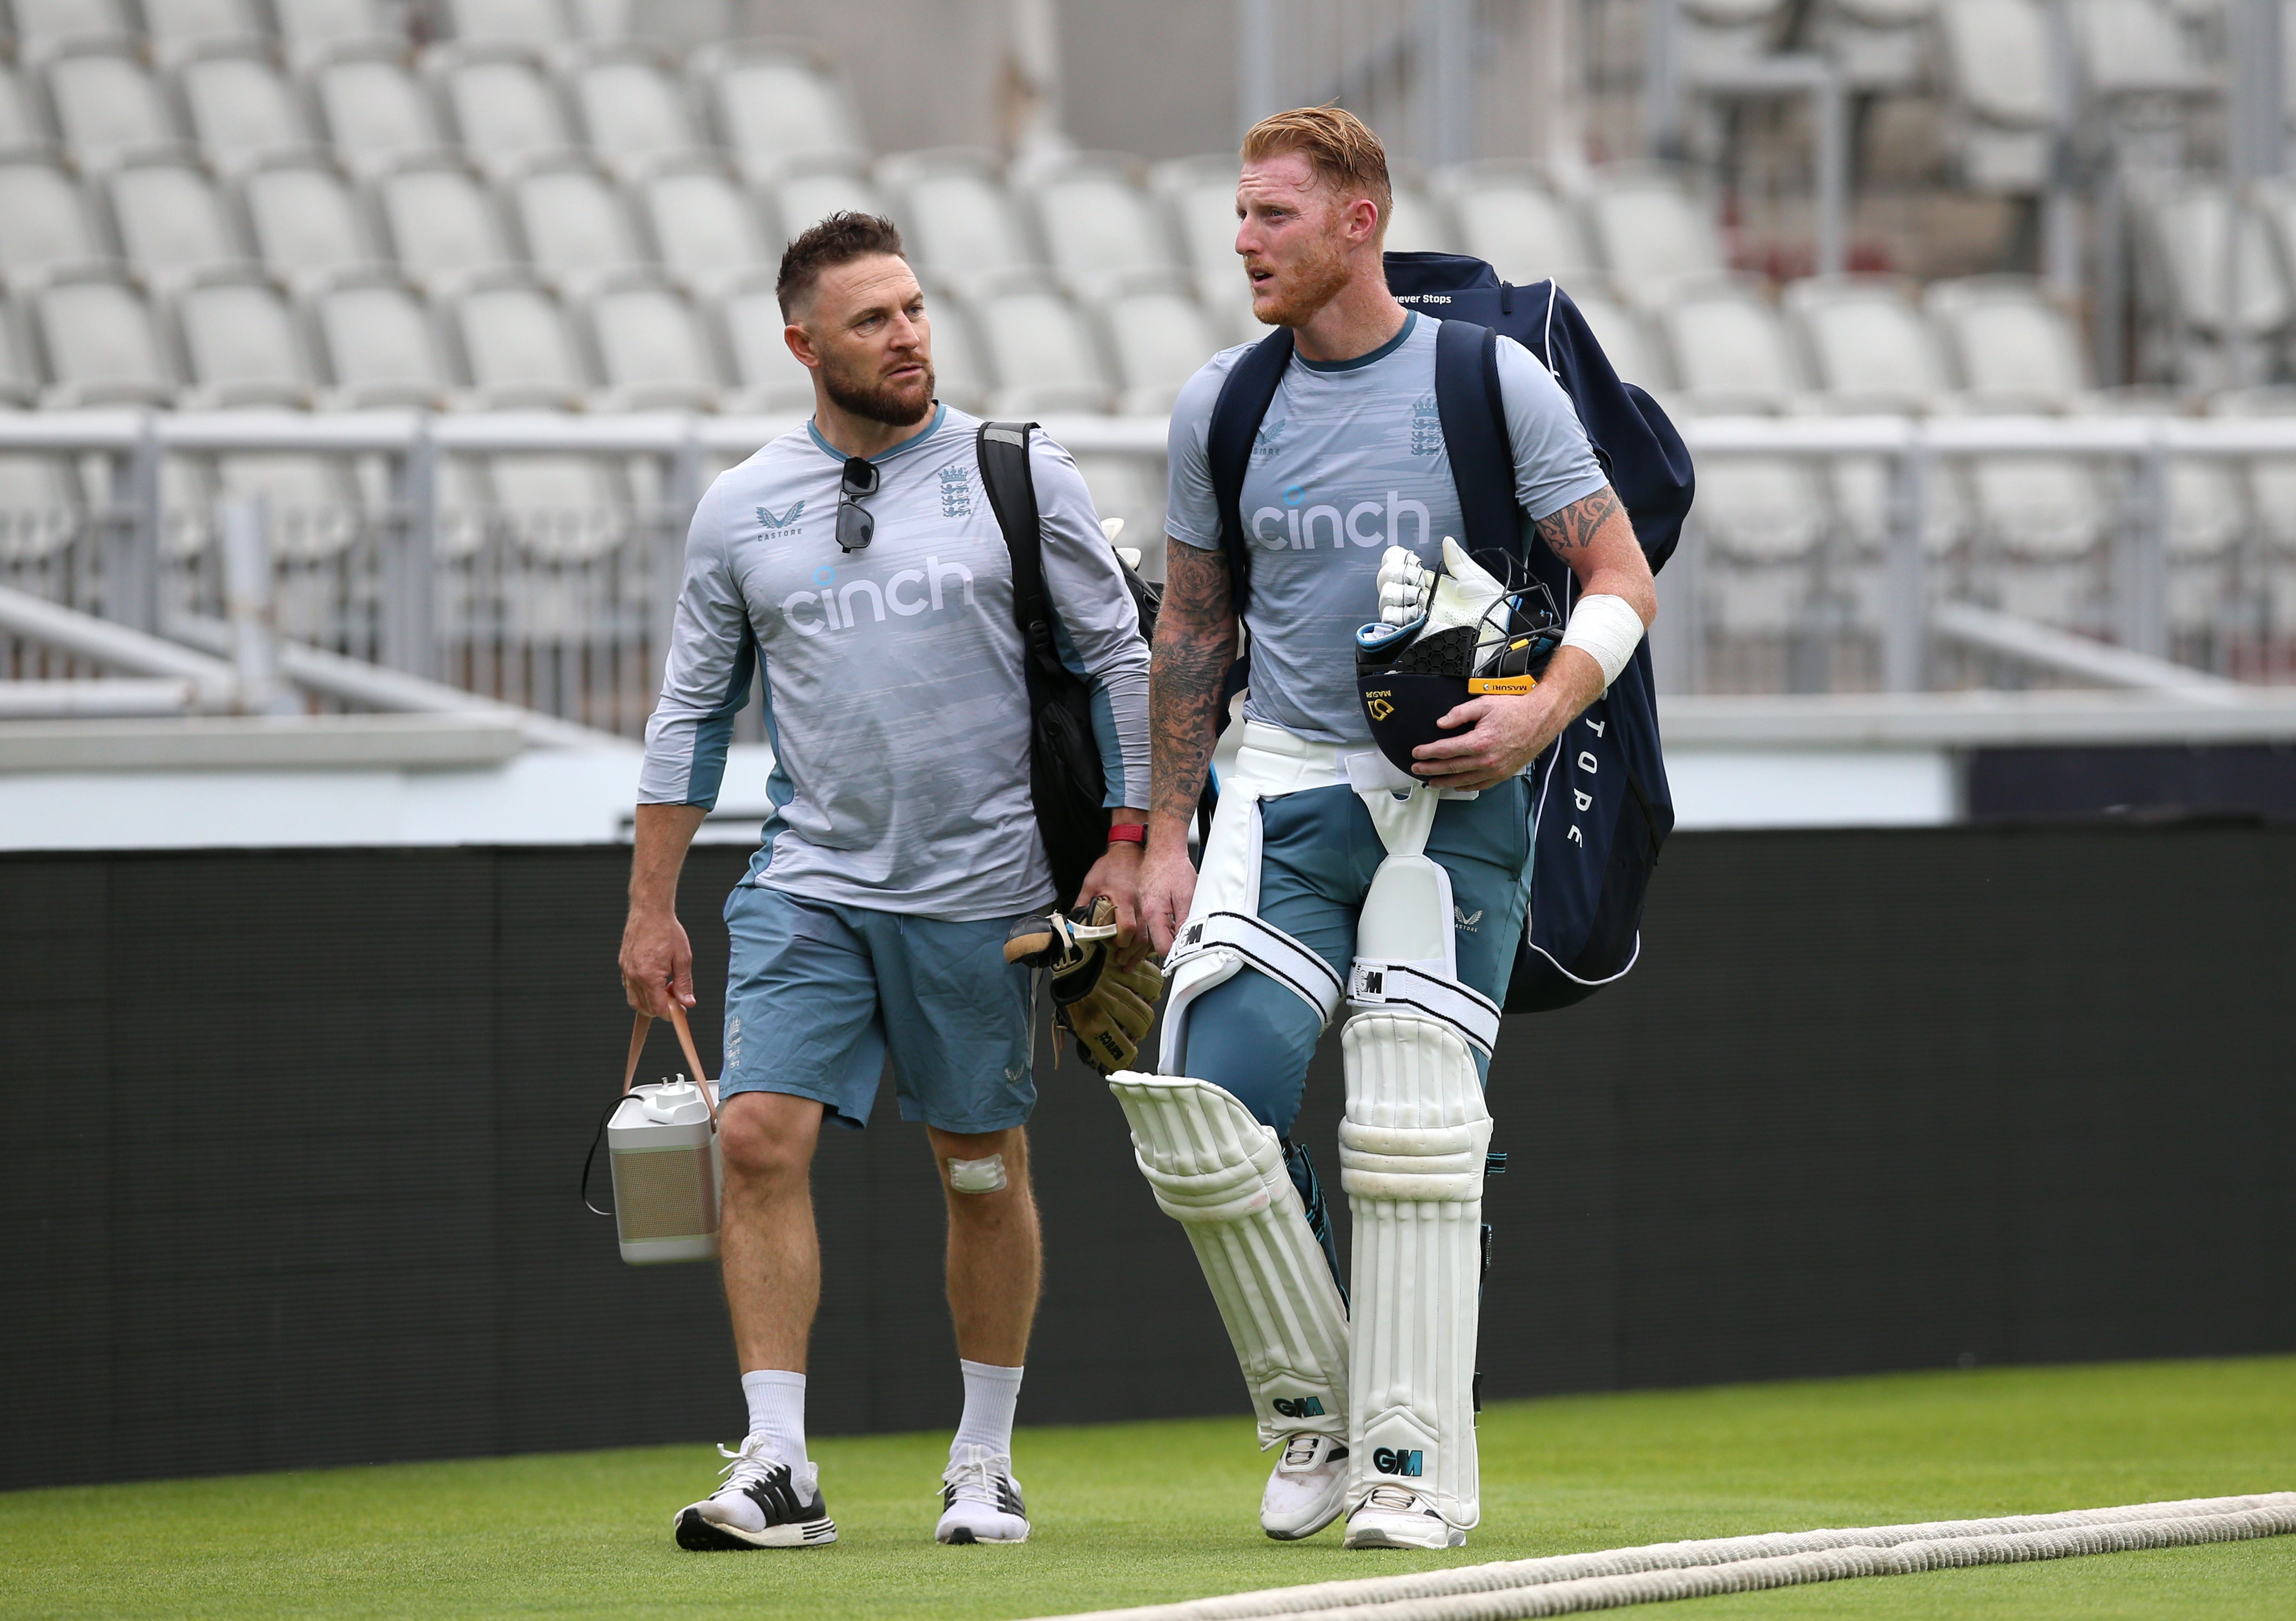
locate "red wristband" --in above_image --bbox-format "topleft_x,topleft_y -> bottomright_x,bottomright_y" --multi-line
1107,823 -> 1147,845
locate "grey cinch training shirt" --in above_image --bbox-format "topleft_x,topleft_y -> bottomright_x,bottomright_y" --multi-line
641,403 -> 1151,922
1166,312 -> 1610,746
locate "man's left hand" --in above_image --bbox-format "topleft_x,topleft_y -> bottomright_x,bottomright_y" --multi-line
1411,649 -> 1605,791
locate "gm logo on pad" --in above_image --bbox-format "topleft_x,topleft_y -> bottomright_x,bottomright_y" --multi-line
1372,1447 -> 1424,1477
1271,1396 -> 1325,1419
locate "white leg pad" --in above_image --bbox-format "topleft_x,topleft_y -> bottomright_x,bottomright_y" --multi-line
1339,1012 -> 1491,1530
1108,1071 -> 1350,1449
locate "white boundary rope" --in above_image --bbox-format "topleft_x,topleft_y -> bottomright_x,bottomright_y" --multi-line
1027,1494 -> 2296,1621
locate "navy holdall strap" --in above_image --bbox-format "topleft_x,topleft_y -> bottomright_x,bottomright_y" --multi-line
1205,328 -> 1294,615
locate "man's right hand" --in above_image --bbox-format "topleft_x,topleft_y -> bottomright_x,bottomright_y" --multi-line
620,907 -> 695,1018
1138,836 -> 1199,957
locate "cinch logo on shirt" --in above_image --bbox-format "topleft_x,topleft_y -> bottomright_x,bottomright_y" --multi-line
757,501 -> 806,535
1249,489 -> 1432,553
779,556 -> 979,637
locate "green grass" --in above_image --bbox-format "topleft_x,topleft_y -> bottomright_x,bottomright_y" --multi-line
4,1358 -> 2290,1620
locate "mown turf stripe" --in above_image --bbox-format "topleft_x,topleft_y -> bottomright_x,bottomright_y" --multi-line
1033,1494 -> 2296,1619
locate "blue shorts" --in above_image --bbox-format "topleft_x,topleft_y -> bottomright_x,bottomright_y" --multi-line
719,884 -> 1038,1134
1180,777 -> 1532,1138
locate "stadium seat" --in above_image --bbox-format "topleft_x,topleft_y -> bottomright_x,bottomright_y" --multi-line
715,268 -> 815,412
304,267 -> 451,407
1019,151 -> 1180,299
1090,268 -> 1223,416
502,154 -> 647,293
1381,176 -> 1453,254
1811,0 -> 1937,91
1431,162 -> 1602,290
0,64 -> 44,148
584,270 -> 722,411
1583,164 -> 1728,307
236,154 -> 380,287
1937,0 -> 2055,191
273,0 -> 400,68
440,0 -> 574,49
368,153 -> 515,293
2072,0 -> 2212,96
2137,182 -> 2292,362
142,0 -> 267,63
0,154 -> 112,287
0,314 -> 38,407
0,403 -> 89,560
919,286 -> 991,414
958,271 -> 1112,415
31,267 -> 177,406
638,157 -> 772,297
10,0 -> 133,62
1569,292 -> 1666,391
105,156 -> 250,290
879,149 -> 1042,295
2210,387 -> 2296,554
769,155 -> 887,241
444,268 -> 590,408
46,41 -> 184,171
1148,153 -> 1254,333
691,41 -> 866,182
563,42 -> 700,180
171,266 -> 317,405
426,45 -> 575,179
1678,0 -> 1791,66
306,45 -> 448,174
177,42 -> 315,176
1071,451 -> 1164,573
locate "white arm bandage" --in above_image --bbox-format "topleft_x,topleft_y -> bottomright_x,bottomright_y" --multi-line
1559,593 -> 1646,690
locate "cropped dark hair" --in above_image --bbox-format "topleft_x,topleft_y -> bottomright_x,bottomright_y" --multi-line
776,212 -> 907,320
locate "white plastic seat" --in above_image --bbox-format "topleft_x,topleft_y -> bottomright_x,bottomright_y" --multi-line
446,270 -> 590,407
369,154 -> 515,292
0,316 -> 39,406
1784,274 -> 1953,410
441,0 -> 573,48
178,44 -> 313,175
0,65 -> 44,148
1022,153 -> 1178,298
717,270 -> 814,412
427,46 -> 574,179
881,150 -> 1041,294
1092,270 -> 1221,416
919,291 -> 989,414
503,156 -> 647,291
46,43 -> 183,171
32,269 -> 177,405
143,0 -> 266,63
564,43 -> 698,177
2074,0 -> 2210,96
307,46 -> 447,173
1382,181 -> 1453,254
1432,162 -> 1601,289
769,157 -> 886,240
274,0 -> 400,67
961,272 -> 1111,415
585,271 -> 721,410
11,0 -> 132,60
1584,165 -> 1727,307
106,157 -> 249,288
2210,388 -> 2296,554
1938,0 -> 2055,191
692,42 -> 866,181
639,157 -> 771,295
1570,292 -> 1665,390
1147,153 -> 1259,339
238,156 -> 379,286
305,268 -> 451,406
1659,278 -> 1807,412
2138,183 -> 2290,345
173,267 -> 317,405
1814,0 -> 1937,90
0,155 -> 109,286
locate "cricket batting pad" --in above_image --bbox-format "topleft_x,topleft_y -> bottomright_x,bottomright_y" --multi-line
1339,1010 -> 1492,1529
1108,1071 -> 1349,1449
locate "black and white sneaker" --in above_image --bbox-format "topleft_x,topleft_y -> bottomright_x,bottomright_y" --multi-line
935,1443 -> 1028,1544
674,1436 -> 837,1550
1343,1482 -> 1465,1550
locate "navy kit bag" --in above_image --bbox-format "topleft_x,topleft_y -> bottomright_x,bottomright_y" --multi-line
1204,253 -> 1695,1013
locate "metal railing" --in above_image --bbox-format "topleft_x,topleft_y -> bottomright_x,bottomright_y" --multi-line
2,409 -> 2293,737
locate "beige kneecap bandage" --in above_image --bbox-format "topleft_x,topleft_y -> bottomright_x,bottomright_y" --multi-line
947,1153 -> 1008,1193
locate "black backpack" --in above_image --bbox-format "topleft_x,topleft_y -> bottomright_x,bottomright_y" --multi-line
1204,254 -> 1694,1012
974,420 -> 1160,907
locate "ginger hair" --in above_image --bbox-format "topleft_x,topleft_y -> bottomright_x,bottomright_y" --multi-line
1241,105 -> 1394,239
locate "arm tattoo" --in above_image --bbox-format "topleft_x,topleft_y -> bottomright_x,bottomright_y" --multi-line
1533,485 -> 1625,554
1148,541 -> 1237,826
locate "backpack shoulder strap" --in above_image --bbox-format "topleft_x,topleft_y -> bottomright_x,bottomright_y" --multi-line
976,420 -> 1059,685
1206,329 -> 1294,613
1431,317 -> 1523,569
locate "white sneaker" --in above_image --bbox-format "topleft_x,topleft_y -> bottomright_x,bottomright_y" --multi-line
1261,1434 -> 1349,1540
673,1436 -> 837,1550
1344,1482 -> 1466,1550
936,1443 -> 1029,1544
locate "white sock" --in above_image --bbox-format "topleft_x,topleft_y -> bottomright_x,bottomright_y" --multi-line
740,1369 -> 807,1467
952,1360 -> 1024,1459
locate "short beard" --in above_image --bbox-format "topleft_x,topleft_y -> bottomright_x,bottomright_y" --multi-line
1251,233 -> 1355,328
821,351 -> 935,427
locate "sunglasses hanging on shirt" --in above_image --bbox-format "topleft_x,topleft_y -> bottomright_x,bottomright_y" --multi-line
836,456 -> 879,553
